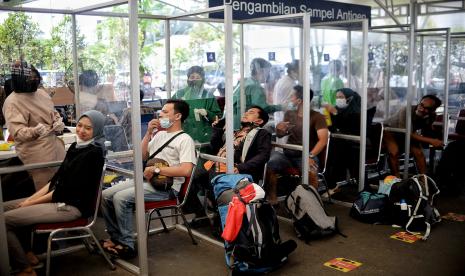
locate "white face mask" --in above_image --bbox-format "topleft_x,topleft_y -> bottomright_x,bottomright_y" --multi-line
336,98 -> 348,109
287,102 -> 297,111
159,117 -> 173,129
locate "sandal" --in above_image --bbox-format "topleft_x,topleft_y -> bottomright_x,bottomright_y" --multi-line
105,244 -> 136,260
99,239 -> 116,249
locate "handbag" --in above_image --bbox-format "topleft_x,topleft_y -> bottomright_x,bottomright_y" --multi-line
145,131 -> 185,191
350,191 -> 390,224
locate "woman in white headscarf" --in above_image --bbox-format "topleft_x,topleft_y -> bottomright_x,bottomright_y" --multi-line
3,61 -> 66,190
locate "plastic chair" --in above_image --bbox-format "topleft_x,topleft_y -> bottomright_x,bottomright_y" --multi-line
145,165 -> 197,245
32,164 -> 115,276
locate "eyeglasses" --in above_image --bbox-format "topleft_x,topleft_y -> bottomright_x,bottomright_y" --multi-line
419,102 -> 435,112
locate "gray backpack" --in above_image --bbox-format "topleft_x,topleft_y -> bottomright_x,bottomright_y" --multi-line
286,185 -> 343,242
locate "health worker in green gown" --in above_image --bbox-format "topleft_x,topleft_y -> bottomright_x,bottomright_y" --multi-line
232,58 -> 282,129
321,59 -> 344,106
172,65 -> 221,143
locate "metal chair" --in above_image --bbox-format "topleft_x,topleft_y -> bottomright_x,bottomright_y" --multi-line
365,122 -> 386,179
32,164 -> 115,276
145,165 -> 197,245
318,131 -> 332,201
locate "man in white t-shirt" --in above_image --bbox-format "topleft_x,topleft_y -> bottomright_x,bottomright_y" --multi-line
101,99 -> 196,259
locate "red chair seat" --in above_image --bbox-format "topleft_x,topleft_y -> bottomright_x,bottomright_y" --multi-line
34,218 -> 89,231
448,132 -> 465,141
284,167 -> 300,176
144,199 -> 177,210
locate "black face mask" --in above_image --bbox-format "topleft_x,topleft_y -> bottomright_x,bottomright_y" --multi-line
240,121 -> 258,128
11,75 -> 40,93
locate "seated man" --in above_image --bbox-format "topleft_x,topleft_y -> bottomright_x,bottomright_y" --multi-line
383,94 -> 443,177
266,85 -> 328,203
100,99 -> 196,259
187,105 -> 272,223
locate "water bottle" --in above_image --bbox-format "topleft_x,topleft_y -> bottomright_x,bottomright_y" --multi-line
400,199 -> 407,211
322,107 -> 332,126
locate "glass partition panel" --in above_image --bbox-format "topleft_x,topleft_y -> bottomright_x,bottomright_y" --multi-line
168,20 -> 236,143
310,29 -> 348,108
449,38 -> 465,135
76,14 -> 131,154
242,24 -> 301,132
0,11 -> 79,126
367,32 -> 388,122
388,33 -> 409,118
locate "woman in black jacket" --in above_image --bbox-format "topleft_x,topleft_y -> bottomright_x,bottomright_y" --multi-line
325,88 -> 362,188
4,110 -> 106,276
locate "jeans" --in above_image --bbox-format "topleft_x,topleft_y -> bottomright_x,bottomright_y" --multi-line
101,179 -> 171,249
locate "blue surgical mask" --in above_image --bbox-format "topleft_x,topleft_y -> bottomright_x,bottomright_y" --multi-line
336,98 -> 348,109
159,117 -> 173,129
287,102 -> 297,111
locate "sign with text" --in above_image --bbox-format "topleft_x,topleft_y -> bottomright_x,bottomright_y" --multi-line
324,258 -> 362,272
207,52 -> 216,62
324,54 -> 330,62
390,231 -> 422,243
268,52 -> 276,61
209,0 -> 371,25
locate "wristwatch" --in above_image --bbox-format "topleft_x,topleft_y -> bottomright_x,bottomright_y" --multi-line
309,153 -> 316,159
153,167 -> 161,175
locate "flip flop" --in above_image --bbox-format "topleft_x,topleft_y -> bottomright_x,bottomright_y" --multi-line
104,244 -> 136,260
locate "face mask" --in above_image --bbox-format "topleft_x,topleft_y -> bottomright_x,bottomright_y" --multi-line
336,98 -> 348,109
187,79 -> 203,88
287,102 -> 297,111
159,117 -> 173,129
240,121 -> 257,128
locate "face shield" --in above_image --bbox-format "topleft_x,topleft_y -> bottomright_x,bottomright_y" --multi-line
250,58 -> 272,83
10,61 -> 41,93
186,66 -> 205,88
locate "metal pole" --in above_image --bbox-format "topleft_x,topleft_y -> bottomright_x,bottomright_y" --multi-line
165,20 -> 171,98
301,12 -> 311,185
225,5 -> 234,173
419,35 -> 424,95
404,0 -> 417,178
347,30 -> 352,88
129,0 -> 148,275
299,28 -> 304,84
239,24 -> 246,117
71,15 -> 80,121
444,28 -> 451,144
0,177 -> 9,276
384,33 -> 391,120
359,20 -> 368,191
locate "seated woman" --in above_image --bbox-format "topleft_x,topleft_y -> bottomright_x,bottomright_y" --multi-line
4,110 -> 106,276
324,88 -> 361,188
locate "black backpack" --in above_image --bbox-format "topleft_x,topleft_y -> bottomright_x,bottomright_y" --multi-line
213,174 -> 297,274
389,174 -> 441,240
223,201 -> 297,273
285,185 -> 344,242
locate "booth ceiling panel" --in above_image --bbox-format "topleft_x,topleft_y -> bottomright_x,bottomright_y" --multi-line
0,0 -> 123,11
